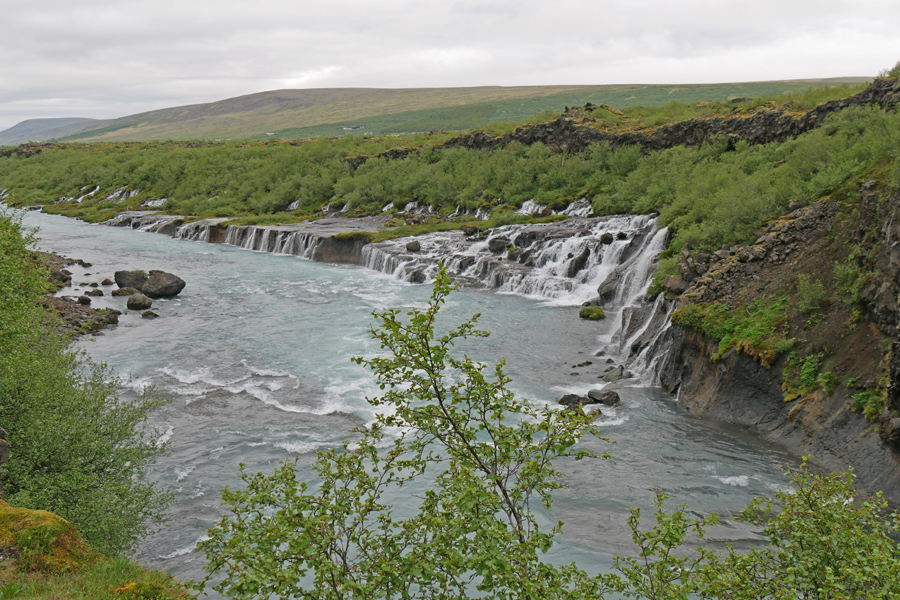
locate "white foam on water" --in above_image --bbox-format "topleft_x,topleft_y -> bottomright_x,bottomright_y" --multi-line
593,414 -> 629,427
718,475 -> 751,487
156,426 -> 174,446
175,466 -> 195,481
159,536 -> 208,559
274,440 -> 322,454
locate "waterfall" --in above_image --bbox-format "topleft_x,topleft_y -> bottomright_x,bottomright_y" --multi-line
175,221 -> 211,242
221,225 -> 324,260
361,214 -> 671,379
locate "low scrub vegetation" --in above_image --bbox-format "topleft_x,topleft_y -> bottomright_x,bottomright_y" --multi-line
671,298 -> 794,367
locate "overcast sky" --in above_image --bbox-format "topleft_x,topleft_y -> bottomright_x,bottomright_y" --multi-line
1,0 -> 898,132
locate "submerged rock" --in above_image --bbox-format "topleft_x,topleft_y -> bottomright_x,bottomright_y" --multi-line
111,287 -> 140,297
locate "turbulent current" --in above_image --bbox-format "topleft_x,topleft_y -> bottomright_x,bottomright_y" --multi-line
22,210 -> 797,591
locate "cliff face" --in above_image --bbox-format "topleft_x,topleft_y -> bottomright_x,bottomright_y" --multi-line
659,183 -> 900,501
659,326 -> 900,500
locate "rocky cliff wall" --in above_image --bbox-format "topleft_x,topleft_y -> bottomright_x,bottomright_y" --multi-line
659,182 -> 900,501
659,326 -> 900,501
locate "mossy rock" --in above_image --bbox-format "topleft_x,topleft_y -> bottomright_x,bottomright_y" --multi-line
579,306 -> 606,320
332,231 -> 372,243
0,500 -> 96,572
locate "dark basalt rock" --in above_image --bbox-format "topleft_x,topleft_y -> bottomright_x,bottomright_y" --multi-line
487,237 -> 510,253
566,247 -> 592,278
142,270 -> 186,298
85,289 -> 103,297
587,389 -> 621,406
406,240 -> 421,252
111,287 -> 140,297
115,270 -> 148,290
557,394 -> 593,407
141,310 -> 160,320
77,295 -> 91,305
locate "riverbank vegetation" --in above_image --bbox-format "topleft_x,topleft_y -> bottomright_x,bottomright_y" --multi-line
0,212 -> 173,557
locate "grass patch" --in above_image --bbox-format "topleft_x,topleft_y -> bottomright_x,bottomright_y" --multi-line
672,298 -> 795,367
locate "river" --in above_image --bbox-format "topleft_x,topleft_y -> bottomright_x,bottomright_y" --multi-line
22,209 -> 797,591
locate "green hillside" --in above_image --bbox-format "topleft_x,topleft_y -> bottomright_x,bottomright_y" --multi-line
0,78 -> 869,145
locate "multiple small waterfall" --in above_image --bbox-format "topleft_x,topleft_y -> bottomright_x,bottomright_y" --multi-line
221,225 -> 325,259
361,214 -> 673,376
102,210 -> 676,381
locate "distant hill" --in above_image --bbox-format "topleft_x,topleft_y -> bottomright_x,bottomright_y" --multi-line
0,78 -> 871,145
0,117 -> 98,145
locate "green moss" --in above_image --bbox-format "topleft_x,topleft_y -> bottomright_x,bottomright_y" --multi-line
579,306 -> 606,320
672,298 -> 794,367
331,231 -> 372,243
0,501 -> 95,573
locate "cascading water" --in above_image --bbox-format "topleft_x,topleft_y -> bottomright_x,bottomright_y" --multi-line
360,214 -> 673,379
101,209 -> 677,383
222,225 -> 325,259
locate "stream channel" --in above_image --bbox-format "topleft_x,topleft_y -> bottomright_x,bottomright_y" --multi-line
22,209 -> 798,591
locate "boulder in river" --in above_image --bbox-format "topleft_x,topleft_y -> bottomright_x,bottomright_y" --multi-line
115,270 -> 148,290
406,240 -> 421,252
587,389 -> 621,406
115,269 -> 185,298
142,270 -> 186,298
126,293 -> 153,310
557,394 -> 592,407
600,365 -> 625,382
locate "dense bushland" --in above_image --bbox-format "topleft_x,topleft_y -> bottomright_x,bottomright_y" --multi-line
0,212 -> 172,556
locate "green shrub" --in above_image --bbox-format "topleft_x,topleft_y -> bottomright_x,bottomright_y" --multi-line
614,459 -> 900,598
852,390 -> 886,422
198,268 -> 607,599
796,274 -> 826,313
800,354 -> 820,391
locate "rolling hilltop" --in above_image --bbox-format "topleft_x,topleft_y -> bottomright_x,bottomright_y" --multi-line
0,77 -> 869,145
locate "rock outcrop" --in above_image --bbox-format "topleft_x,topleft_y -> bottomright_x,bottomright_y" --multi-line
346,78 -> 900,168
